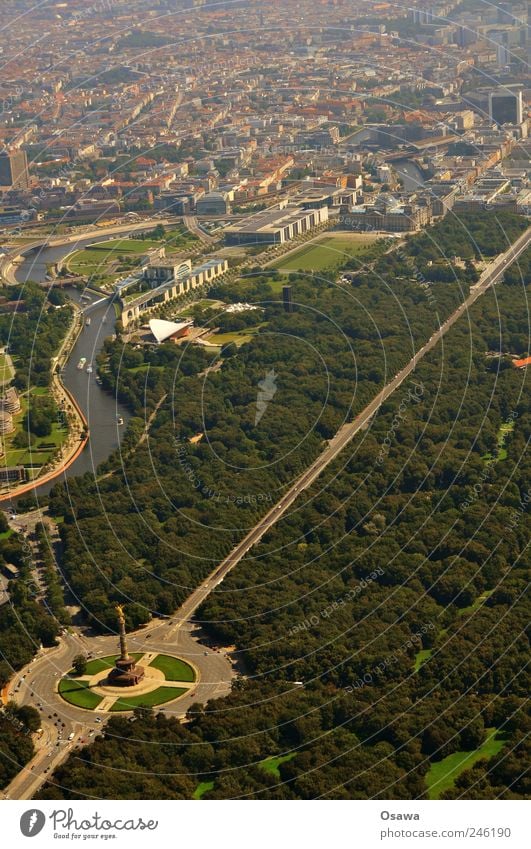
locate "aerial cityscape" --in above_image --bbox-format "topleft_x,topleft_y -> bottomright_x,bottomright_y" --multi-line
0,0 -> 529,824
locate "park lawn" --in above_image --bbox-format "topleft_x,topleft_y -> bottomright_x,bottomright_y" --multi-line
205,324 -> 266,347
457,591 -> 494,618
81,654 -> 144,676
149,654 -> 196,682
163,226 -> 198,248
2,392 -> 68,471
426,728 -> 506,799
273,235 -> 378,273
193,781 -> 215,799
128,364 -> 165,374
178,299 -> 225,316
58,678 -> 103,710
268,278 -> 285,294
88,238 -> 160,254
260,753 -> 296,777
109,686 -> 187,712
482,420 -> 515,464
413,649 -> 433,672
67,239 -> 154,278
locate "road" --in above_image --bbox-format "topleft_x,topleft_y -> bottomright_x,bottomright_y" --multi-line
3,225 -> 530,800
183,214 -> 217,245
172,224 -> 531,623
3,620 -> 233,800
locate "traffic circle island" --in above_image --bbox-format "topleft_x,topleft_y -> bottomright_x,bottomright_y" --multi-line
58,653 -> 198,712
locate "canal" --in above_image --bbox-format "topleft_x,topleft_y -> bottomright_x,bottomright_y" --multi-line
16,237 -> 131,496
392,159 -> 426,192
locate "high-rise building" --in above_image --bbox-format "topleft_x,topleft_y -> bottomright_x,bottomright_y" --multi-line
0,149 -> 30,189
282,285 -> 294,313
489,88 -> 523,125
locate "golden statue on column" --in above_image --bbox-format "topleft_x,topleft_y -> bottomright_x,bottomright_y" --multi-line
108,604 -> 145,686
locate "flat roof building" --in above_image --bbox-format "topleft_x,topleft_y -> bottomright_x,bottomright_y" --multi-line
224,204 -> 328,246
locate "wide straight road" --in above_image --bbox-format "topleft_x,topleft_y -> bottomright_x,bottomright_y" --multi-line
4,225 -> 530,800
173,225 -> 531,624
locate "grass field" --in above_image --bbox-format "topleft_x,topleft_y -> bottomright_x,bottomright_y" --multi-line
413,649 -> 433,672
273,235 -> 380,273
260,753 -> 296,777
67,228 -> 196,282
58,678 -> 103,710
2,390 -> 69,473
149,654 -> 196,682
109,686 -> 187,712
482,420 -> 515,464
178,299 -> 225,317
87,238 -> 159,255
426,728 -> 506,799
204,324 -> 266,347
457,591 -> 494,618
193,781 -> 214,799
67,240 -> 152,279
79,654 -> 144,676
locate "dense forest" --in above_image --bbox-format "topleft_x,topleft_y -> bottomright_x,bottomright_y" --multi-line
0,282 -> 72,391
32,210 -> 530,800
37,277 -> 530,800
0,282 -> 70,791
48,261 -> 463,631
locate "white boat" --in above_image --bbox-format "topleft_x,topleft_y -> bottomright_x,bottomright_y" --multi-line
77,357 -> 87,370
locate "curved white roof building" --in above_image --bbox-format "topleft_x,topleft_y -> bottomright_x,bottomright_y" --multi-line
149,319 -> 191,344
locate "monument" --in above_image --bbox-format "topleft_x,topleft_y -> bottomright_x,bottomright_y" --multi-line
107,605 -> 145,687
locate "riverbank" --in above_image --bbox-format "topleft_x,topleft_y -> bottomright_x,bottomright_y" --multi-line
0,305 -> 89,503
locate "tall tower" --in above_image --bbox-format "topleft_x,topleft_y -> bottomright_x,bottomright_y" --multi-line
282,285 -> 294,313
108,605 -> 145,686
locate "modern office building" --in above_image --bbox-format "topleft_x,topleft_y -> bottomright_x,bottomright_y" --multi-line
224,204 -> 328,246
489,88 -> 524,125
120,257 -> 229,328
0,149 -> 30,189
144,259 -> 192,287
196,191 -> 231,215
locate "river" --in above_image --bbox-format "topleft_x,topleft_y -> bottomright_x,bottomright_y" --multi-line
15,237 -> 131,497
391,160 -> 426,192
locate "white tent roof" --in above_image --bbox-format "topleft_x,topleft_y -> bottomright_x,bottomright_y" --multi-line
149,319 -> 190,343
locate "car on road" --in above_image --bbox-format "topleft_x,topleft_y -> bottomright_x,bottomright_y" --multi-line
68,732 -> 75,741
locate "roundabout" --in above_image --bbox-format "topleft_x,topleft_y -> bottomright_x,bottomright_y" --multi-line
58,652 -> 198,713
